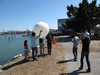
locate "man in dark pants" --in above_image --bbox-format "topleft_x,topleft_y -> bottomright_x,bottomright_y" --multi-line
46,34 -> 53,55
79,32 -> 91,72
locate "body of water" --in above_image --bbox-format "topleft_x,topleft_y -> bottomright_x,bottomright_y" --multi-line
0,35 -> 31,65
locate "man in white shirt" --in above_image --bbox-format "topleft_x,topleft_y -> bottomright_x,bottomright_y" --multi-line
72,33 -> 80,61
30,30 -> 42,61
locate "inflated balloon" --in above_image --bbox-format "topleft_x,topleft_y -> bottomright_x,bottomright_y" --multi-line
33,22 -> 49,38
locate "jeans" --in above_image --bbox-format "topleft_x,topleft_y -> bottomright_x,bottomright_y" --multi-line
31,47 -> 38,60
40,43 -> 44,56
73,47 -> 77,59
80,51 -> 91,70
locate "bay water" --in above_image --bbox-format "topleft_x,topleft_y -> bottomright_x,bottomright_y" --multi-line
0,35 -> 31,65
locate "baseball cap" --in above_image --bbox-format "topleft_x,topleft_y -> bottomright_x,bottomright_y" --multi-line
83,32 -> 90,38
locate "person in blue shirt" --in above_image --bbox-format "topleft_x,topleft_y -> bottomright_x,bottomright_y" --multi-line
30,30 -> 42,61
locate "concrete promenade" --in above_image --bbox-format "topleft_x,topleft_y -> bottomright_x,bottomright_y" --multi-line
63,40 -> 100,75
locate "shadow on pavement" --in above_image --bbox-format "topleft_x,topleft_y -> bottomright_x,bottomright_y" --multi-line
57,59 -> 74,64
60,69 -> 90,75
2,59 -> 28,70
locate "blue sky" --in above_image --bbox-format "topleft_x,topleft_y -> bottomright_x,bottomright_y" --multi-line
0,0 -> 99,32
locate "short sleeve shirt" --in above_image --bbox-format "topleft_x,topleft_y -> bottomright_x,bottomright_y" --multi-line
30,36 -> 39,48
72,36 -> 80,48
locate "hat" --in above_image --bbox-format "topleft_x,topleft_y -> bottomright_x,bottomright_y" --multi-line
83,32 -> 90,38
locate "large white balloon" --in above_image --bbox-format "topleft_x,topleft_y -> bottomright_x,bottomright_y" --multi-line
33,22 -> 49,38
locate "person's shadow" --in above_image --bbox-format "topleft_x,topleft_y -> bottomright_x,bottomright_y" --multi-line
57,59 -> 74,64
1,59 -> 28,70
60,69 -> 90,75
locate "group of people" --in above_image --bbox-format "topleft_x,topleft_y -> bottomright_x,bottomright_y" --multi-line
24,30 -> 53,61
72,30 -> 91,72
24,30 -> 91,72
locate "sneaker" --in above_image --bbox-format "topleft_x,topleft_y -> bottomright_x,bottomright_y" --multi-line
26,60 -> 29,62
86,69 -> 91,72
74,59 -> 77,61
32,59 -> 35,61
79,67 -> 83,70
0,69 -> 3,72
35,58 -> 38,61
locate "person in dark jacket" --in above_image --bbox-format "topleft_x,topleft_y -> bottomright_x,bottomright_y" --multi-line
79,32 -> 91,72
46,34 -> 53,55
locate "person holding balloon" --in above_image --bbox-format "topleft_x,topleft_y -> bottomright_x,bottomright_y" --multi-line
30,30 -> 42,61
32,21 -> 49,58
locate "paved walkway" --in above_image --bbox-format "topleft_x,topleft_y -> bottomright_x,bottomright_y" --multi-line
63,41 -> 100,75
